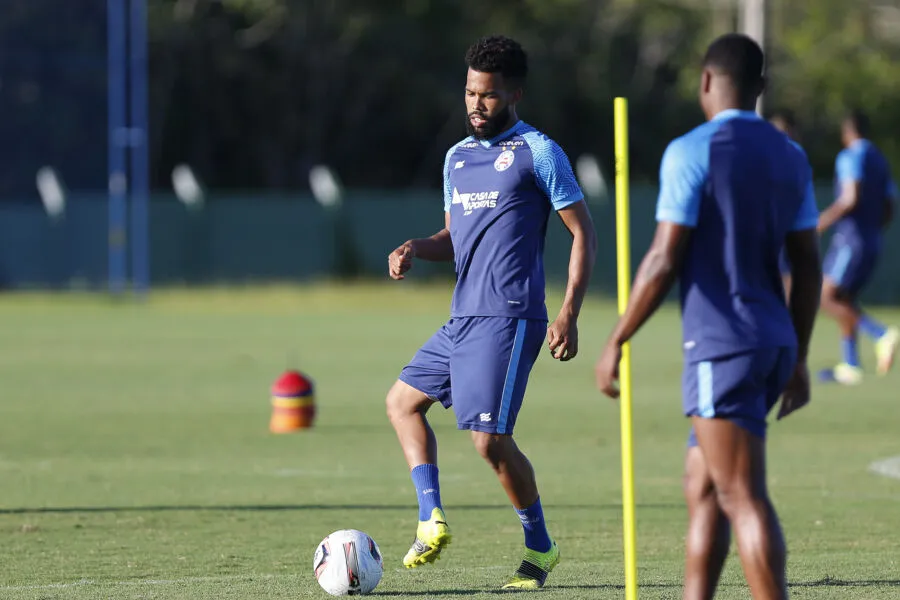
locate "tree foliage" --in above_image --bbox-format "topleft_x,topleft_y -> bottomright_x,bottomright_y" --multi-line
1,0 -> 898,197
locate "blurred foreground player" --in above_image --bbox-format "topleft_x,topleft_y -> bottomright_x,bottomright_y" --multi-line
595,34 -> 821,600
769,109 -> 800,298
816,110 -> 899,385
385,35 -> 597,589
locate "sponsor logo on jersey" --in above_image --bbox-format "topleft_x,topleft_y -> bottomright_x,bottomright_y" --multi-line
452,187 -> 499,216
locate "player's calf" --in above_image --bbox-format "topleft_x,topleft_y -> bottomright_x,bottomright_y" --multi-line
683,445 -> 731,600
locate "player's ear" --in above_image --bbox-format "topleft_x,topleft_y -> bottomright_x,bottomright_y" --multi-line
700,69 -> 712,94
510,86 -> 524,105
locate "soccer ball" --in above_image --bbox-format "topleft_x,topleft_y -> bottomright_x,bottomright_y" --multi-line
313,529 -> 383,596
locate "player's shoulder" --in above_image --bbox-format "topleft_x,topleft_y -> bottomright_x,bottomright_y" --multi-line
515,122 -> 564,154
661,121 -> 718,171
444,136 -> 477,164
785,139 -> 812,168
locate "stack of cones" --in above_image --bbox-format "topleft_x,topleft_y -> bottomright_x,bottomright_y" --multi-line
270,370 -> 316,433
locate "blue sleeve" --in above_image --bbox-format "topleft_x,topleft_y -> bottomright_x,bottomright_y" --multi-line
887,177 -> 897,201
790,143 -> 819,231
522,132 -> 584,210
836,149 -> 863,184
442,148 -> 454,212
792,179 -> 819,231
655,136 -> 707,227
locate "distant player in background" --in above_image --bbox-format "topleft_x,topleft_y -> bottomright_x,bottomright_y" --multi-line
816,110 -> 899,385
385,35 -> 597,590
769,109 -> 800,299
596,34 -> 821,600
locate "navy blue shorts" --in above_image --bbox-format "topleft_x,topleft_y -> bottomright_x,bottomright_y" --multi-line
684,347 -> 797,446
822,236 -> 879,296
398,317 -> 545,434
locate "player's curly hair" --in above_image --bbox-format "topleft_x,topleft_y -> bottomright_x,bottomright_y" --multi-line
465,35 -> 528,84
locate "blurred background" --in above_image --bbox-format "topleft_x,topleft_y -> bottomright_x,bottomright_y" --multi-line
2,0 -> 899,301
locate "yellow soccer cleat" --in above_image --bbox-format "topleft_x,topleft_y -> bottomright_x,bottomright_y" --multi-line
875,327 -> 899,376
501,540 -> 560,590
402,507 -> 452,569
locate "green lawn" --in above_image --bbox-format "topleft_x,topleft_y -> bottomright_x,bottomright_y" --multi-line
0,283 -> 898,599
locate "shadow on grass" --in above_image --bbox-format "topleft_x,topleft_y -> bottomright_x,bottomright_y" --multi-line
373,580 -> 900,596
0,503 -> 682,515
790,577 -> 900,588
374,583 -> 684,596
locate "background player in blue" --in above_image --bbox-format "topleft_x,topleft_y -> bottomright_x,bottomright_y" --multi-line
769,109 -> 800,298
595,34 -> 822,600
384,36 -> 597,590
816,109 -> 898,385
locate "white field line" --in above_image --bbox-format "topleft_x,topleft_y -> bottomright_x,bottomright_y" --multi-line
868,455 -> 900,480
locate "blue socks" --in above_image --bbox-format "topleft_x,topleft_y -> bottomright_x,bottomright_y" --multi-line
842,336 -> 860,367
859,314 -> 888,340
515,498 -> 552,553
411,464 -> 442,521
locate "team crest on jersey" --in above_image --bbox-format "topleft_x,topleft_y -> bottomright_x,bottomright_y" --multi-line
494,150 -> 515,172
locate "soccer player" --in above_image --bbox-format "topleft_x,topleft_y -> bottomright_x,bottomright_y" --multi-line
595,34 -> 822,600
768,109 -> 797,142
816,109 -> 899,385
769,109 -> 800,298
385,35 -> 597,590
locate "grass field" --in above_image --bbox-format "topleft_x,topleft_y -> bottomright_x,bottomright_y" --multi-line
0,283 -> 898,599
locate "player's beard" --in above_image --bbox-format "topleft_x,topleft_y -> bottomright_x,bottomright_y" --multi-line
466,105 -> 511,140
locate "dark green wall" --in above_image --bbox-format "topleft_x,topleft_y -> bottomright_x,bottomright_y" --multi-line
1,186 -> 898,303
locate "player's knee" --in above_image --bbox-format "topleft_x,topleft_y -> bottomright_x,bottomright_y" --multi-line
470,431 -> 511,464
683,450 -> 714,505
385,380 -> 427,424
713,480 -> 764,518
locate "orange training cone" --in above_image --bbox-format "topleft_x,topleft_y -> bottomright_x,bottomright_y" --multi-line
270,370 -> 316,433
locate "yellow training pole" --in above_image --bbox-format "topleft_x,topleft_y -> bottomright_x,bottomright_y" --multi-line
614,97 -> 638,600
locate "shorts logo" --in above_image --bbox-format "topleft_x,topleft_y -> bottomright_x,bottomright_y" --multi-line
452,187 -> 499,216
479,413 -> 492,423
494,150 -> 515,172
454,161 -> 465,169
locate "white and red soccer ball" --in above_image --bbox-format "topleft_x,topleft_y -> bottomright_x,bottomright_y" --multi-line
313,529 -> 383,596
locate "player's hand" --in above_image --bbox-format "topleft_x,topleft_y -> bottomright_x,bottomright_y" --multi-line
778,361 -> 810,420
547,315 -> 578,361
595,341 -> 622,399
388,243 -> 415,280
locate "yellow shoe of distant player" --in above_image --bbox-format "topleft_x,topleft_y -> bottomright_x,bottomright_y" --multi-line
819,362 -> 864,386
501,541 -> 560,590
875,327 -> 899,376
402,508 -> 452,569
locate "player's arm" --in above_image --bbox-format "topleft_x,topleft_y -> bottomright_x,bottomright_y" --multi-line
596,137 -> 701,397
388,213 -> 453,280
779,170 -> 822,420
531,137 -> 595,361
818,152 -> 861,234
557,201 -> 597,318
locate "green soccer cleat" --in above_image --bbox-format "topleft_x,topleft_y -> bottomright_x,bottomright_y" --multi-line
402,507 -> 452,569
875,327 -> 899,376
501,540 -> 560,590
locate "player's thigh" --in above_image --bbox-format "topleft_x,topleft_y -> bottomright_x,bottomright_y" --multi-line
448,317 -> 544,435
395,322 -> 453,410
691,416 -> 768,501
682,349 -> 784,440
822,240 -> 877,296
